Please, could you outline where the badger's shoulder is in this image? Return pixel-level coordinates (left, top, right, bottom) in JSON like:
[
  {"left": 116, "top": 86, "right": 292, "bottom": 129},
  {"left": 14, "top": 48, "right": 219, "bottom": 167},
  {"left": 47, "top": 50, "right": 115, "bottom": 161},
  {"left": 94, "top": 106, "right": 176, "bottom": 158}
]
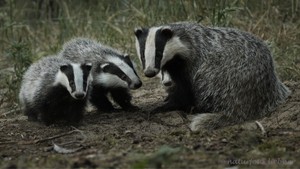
[{"left": 23, "top": 56, "right": 63, "bottom": 80}]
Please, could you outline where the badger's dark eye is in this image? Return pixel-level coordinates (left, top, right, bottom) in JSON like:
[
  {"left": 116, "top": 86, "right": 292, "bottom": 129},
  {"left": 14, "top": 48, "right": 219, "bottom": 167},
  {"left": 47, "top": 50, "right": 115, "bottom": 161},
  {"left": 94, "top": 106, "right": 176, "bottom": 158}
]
[
  {"left": 121, "top": 74, "right": 127, "bottom": 81},
  {"left": 69, "top": 81, "right": 75, "bottom": 87}
]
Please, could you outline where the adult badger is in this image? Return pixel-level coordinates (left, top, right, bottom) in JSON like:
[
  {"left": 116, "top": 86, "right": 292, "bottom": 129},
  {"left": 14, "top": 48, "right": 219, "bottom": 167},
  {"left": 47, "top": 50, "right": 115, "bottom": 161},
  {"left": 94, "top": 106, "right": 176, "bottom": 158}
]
[
  {"left": 134, "top": 22, "right": 291, "bottom": 130},
  {"left": 60, "top": 38, "right": 142, "bottom": 111},
  {"left": 19, "top": 56, "right": 92, "bottom": 125}
]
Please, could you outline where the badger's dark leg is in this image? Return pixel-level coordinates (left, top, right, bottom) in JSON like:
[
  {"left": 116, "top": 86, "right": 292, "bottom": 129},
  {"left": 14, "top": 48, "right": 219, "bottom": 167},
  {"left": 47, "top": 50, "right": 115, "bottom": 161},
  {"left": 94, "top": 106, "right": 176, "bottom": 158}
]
[
  {"left": 23, "top": 104, "right": 39, "bottom": 121},
  {"left": 153, "top": 57, "right": 194, "bottom": 113},
  {"left": 154, "top": 80, "right": 193, "bottom": 112},
  {"left": 89, "top": 85, "right": 114, "bottom": 112},
  {"left": 39, "top": 92, "right": 60, "bottom": 125},
  {"left": 110, "top": 87, "right": 138, "bottom": 111},
  {"left": 65, "top": 101, "right": 86, "bottom": 125},
  {"left": 40, "top": 106, "right": 55, "bottom": 126}
]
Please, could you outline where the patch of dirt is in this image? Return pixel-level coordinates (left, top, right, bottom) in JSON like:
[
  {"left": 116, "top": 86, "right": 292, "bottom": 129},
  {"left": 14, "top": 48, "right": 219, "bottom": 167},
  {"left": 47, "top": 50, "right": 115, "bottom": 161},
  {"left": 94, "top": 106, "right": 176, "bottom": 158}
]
[{"left": 0, "top": 77, "right": 299, "bottom": 169}]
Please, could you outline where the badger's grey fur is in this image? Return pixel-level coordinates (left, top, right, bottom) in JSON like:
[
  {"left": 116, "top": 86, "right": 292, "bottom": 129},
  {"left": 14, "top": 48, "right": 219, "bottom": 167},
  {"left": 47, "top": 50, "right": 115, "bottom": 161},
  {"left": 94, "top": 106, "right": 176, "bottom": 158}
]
[
  {"left": 19, "top": 56, "right": 92, "bottom": 125},
  {"left": 134, "top": 22, "right": 291, "bottom": 130},
  {"left": 60, "top": 38, "right": 142, "bottom": 111}
]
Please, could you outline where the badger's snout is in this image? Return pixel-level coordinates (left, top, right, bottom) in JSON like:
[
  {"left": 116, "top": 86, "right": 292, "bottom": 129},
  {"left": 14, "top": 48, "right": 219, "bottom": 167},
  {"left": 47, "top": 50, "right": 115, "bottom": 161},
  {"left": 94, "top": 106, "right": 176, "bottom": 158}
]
[
  {"left": 73, "top": 92, "right": 86, "bottom": 100},
  {"left": 144, "top": 68, "right": 159, "bottom": 78},
  {"left": 129, "top": 80, "right": 142, "bottom": 90},
  {"left": 163, "top": 80, "right": 172, "bottom": 87}
]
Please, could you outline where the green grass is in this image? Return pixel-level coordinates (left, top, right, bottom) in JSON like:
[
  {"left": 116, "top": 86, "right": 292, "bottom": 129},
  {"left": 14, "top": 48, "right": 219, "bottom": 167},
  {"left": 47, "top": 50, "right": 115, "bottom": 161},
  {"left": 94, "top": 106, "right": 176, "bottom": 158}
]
[{"left": 0, "top": 0, "right": 299, "bottom": 108}]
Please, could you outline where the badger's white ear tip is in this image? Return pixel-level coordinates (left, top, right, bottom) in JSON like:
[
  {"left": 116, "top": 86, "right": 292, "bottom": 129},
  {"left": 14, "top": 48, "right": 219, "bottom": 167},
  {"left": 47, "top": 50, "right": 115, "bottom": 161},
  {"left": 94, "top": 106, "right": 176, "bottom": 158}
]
[
  {"left": 134, "top": 27, "right": 142, "bottom": 31},
  {"left": 100, "top": 63, "right": 110, "bottom": 69},
  {"left": 124, "top": 53, "right": 129, "bottom": 58},
  {"left": 161, "top": 26, "right": 172, "bottom": 31},
  {"left": 86, "top": 63, "right": 92, "bottom": 66}
]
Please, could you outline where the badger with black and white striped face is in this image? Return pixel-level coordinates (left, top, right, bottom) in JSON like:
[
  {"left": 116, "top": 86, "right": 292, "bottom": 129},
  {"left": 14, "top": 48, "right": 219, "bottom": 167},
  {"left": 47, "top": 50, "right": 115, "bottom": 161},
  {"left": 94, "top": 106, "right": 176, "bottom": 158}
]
[
  {"left": 19, "top": 56, "right": 92, "bottom": 125},
  {"left": 89, "top": 61, "right": 140, "bottom": 111},
  {"left": 60, "top": 38, "right": 142, "bottom": 111},
  {"left": 134, "top": 22, "right": 290, "bottom": 130}
]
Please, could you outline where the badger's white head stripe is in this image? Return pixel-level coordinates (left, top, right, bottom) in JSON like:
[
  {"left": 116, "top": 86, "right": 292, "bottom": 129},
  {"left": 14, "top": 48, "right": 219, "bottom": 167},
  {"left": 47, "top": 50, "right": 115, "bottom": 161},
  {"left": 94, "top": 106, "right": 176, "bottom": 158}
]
[
  {"left": 72, "top": 63, "right": 84, "bottom": 93},
  {"left": 144, "top": 27, "right": 161, "bottom": 74}
]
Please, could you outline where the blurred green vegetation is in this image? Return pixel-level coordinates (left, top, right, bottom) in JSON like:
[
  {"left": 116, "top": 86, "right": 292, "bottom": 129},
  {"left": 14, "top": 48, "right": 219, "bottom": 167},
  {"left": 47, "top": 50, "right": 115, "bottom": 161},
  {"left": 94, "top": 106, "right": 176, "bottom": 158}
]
[{"left": 0, "top": 0, "right": 299, "bottom": 108}]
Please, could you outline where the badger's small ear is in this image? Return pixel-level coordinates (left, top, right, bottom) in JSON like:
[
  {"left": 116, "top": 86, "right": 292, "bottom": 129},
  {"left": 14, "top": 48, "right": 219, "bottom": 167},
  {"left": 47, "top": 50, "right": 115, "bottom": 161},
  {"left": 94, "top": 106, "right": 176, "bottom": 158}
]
[
  {"left": 85, "top": 63, "right": 92, "bottom": 66},
  {"left": 134, "top": 27, "right": 143, "bottom": 37},
  {"left": 161, "top": 26, "right": 173, "bottom": 39},
  {"left": 124, "top": 54, "right": 130, "bottom": 59},
  {"left": 95, "top": 62, "right": 110, "bottom": 73},
  {"left": 83, "top": 63, "right": 92, "bottom": 72},
  {"left": 60, "top": 64, "right": 69, "bottom": 72},
  {"left": 100, "top": 63, "right": 109, "bottom": 70}
]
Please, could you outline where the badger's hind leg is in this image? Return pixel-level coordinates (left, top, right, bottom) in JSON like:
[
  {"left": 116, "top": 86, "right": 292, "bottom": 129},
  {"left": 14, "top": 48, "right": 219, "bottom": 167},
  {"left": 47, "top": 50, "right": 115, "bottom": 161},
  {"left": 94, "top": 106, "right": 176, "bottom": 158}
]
[{"left": 110, "top": 88, "right": 138, "bottom": 111}]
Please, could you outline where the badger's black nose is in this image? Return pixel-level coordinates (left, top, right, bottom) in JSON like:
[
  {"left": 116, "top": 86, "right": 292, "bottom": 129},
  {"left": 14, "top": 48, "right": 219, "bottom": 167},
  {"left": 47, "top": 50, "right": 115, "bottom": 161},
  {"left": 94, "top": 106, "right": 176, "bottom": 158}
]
[
  {"left": 74, "top": 92, "right": 85, "bottom": 99},
  {"left": 129, "top": 81, "right": 143, "bottom": 90},
  {"left": 134, "top": 81, "right": 142, "bottom": 89},
  {"left": 163, "top": 81, "right": 172, "bottom": 87},
  {"left": 144, "top": 69, "right": 158, "bottom": 77}
]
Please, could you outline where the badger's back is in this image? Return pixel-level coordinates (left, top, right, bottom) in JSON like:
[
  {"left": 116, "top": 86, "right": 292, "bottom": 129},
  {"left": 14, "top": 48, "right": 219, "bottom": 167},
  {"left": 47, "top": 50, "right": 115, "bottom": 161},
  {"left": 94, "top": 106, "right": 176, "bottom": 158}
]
[
  {"left": 169, "top": 22, "right": 290, "bottom": 118},
  {"left": 60, "top": 38, "right": 124, "bottom": 63}
]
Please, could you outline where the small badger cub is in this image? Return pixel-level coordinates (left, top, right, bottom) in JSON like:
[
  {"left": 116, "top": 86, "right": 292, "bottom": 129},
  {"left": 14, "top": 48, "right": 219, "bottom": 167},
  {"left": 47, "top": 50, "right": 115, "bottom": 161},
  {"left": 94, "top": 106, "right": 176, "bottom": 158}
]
[
  {"left": 134, "top": 22, "right": 290, "bottom": 130},
  {"left": 60, "top": 38, "right": 142, "bottom": 111},
  {"left": 19, "top": 56, "right": 92, "bottom": 125}
]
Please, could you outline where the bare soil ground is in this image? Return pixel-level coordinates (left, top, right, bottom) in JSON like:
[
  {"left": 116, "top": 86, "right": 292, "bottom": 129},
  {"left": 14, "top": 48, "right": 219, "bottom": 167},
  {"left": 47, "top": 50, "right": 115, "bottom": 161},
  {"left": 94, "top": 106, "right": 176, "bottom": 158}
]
[{"left": 0, "top": 77, "right": 299, "bottom": 169}]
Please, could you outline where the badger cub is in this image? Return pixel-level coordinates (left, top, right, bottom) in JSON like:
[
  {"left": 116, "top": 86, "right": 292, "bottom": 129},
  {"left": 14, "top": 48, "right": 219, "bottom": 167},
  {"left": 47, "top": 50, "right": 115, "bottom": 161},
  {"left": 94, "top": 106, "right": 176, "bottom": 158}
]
[
  {"left": 60, "top": 38, "right": 142, "bottom": 111},
  {"left": 134, "top": 22, "right": 291, "bottom": 130},
  {"left": 19, "top": 56, "right": 92, "bottom": 125}
]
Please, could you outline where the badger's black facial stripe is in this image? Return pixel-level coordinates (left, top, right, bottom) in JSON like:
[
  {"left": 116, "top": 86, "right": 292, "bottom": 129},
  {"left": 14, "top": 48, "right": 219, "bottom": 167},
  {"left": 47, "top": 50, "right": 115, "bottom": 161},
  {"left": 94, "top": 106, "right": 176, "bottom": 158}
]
[
  {"left": 155, "top": 28, "right": 173, "bottom": 69},
  {"left": 102, "top": 63, "right": 131, "bottom": 84},
  {"left": 123, "top": 55, "right": 133, "bottom": 68},
  {"left": 81, "top": 64, "right": 92, "bottom": 90},
  {"left": 60, "top": 64, "right": 75, "bottom": 92},
  {"left": 135, "top": 28, "right": 149, "bottom": 69},
  {"left": 122, "top": 55, "right": 141, "bottom": 79}
]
